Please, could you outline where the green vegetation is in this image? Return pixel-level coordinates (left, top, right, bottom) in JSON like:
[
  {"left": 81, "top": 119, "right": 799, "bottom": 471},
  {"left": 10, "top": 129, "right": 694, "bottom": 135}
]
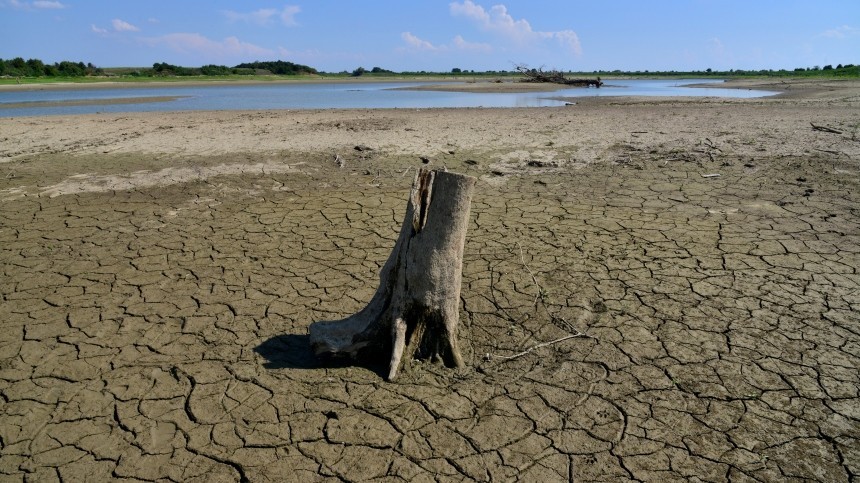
[
  {"left": 0, "top": 57, "right": 103, "bottom": 77},
  {"left": 0, "top": 58, "right": 316, "bottom": 81},
  {"left": 233, "top": 60, "right": 317, "bottom": 75},
  {"left": 326, "top": 66, "right": 503, "bottom": 78},
  {"left": 147, "top": 60, "right": 316, "bottom": 77},
  {"left": 1, "top": 56, "right": 857, "bottom": 86}
]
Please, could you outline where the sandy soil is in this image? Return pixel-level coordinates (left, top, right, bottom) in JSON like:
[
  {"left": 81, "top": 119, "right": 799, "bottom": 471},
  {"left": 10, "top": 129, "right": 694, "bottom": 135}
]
[{"left": 1, "top": 79, "right": 858, "bottom": 481}]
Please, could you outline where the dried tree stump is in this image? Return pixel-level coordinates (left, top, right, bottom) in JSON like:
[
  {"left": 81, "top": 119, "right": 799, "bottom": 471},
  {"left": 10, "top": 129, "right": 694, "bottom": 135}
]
[{"left": 308, "top": 169, "right": 476, "bottom": 380}]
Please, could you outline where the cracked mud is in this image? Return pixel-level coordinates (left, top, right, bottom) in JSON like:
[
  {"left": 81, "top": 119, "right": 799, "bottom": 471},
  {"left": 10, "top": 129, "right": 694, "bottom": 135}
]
[{"left": 1, "top": 80, "right": 859, "bottom": 481}]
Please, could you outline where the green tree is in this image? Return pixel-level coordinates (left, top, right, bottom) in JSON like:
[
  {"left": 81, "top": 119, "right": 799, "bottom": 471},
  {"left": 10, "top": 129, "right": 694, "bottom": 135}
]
[
  {"left": 57, "top": 61, "right": 84, "bottom": 76},
  {"left": 26, "top": 58, "right": 46, "bottom": 76},
  {"left": 9, "top": 57, "right": 27, "bottom": 76},
  {"left": 233, "top": 60, "right": 318, "bottom": 75},
  {"left": 200, "top": 64, "right": 232, "bottom": 75}
]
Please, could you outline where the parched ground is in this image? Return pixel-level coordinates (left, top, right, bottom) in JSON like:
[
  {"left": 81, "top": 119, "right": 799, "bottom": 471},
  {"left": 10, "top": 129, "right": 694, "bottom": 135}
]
[{"left": 1, "top": 80, "right": 859, "bottom": 481}]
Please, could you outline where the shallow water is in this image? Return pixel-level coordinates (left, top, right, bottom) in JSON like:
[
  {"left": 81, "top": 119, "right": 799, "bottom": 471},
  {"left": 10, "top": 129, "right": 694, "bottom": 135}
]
[{"left": 0, "top": 79, "right": 777, "bottom": 117}]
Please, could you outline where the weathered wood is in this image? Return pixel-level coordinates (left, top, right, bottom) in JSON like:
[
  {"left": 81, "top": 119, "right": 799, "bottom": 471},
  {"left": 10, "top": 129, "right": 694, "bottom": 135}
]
[
  {"left": 515, "top": 64, "right": 602, "bottom": 87},
  {"left": 308, "top": 169, "right": 476, "bottom": 380}
]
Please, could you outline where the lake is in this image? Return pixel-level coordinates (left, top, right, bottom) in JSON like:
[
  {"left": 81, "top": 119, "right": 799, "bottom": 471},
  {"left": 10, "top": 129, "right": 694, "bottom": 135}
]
[{"left": 0, "top": 79, "right": 778, "bottom": 117}]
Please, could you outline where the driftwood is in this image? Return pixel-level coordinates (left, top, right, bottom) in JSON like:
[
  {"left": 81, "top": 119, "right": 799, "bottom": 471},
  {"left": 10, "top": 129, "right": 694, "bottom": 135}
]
[
  {"left": 515, "top": 64, "right": 602, "bottom": 88},
  {"left": 308, "top": 169, "right": 476, "bottom": 380}
]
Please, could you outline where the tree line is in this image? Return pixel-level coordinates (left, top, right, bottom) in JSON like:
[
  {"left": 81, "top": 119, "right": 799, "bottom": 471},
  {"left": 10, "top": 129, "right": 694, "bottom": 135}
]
[
  {"left": 0, "top": 57, "right": 103, "bottom": 77},
  {"left": 139, "top": 60, "right": 318, "bottom": 77},
  {"left": 0, "top": 58, "right": 318, "bottom": 78}
]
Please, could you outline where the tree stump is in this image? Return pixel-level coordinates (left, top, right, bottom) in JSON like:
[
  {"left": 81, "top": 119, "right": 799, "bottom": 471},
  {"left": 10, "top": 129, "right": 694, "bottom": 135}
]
[{"left": 308, "top": 169, "right": 476, "bottom": 380}]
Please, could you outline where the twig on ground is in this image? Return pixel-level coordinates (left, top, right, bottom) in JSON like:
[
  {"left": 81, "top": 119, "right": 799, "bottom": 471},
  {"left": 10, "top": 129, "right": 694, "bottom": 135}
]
[
  {"left": 704, "top": 138, "right": 723, "bottom": 152},
  {"left": 484, "top": 246, "right": 597, "bottom": 365},
  {"left": 488, "top": 264, "right": 531, "bottom": 326},
  {"left": 810, "top": 123, "right": 843, "bottom": 134},
  {"left": 552, "top": 315, "right": 578, "bottom": 333},
  {"left": 487, "top": 332, "right": 593, "bottom": 361},
  {"left": 814, "top": 148, "right": 842, "bottom": 156},
  {"left": 517, "top": 242, "right": 541, "bottom": 307}
]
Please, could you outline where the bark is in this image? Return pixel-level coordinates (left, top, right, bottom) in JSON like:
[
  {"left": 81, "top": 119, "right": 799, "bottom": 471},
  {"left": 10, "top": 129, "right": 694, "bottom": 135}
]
[
  {"left": 515, "top": 63, "right": 602, "bottom": 87},
  {"left": 308, "top": 169, "right": 476, "bottom": 380}
]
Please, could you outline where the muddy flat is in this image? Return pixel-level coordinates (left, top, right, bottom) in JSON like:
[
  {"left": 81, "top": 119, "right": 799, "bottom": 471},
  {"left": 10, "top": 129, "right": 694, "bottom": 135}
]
[
  {"left": 0, "top": 96, "right": 190, "bottom": 110},
  {"left": 1, "top": 79, "right": 858, "bottom": 481}
]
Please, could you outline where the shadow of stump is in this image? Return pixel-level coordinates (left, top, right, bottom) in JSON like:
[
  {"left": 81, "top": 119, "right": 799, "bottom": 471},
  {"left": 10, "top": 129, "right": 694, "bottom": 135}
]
[{"left": 254, "top": 334, "right": 388, "bottom": 378}]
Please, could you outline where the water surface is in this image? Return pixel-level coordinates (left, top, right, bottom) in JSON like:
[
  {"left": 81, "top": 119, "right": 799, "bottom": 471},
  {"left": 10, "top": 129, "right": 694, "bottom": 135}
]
[{"left": 0, "top": 79, "right": 777, "bottom": 117}]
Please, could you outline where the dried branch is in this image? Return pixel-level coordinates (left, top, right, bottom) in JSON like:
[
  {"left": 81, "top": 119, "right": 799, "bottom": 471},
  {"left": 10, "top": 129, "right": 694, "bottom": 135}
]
[
  {"left": 517, "top": 242, "right": 541, "bottom": 307},
  {"left": 487, "top": 332, "right": 593, "bottom": 361},
  {"left": 814, "top": 148, "right": 842, "bottom": 155},
  {"left": 514, "top": 63, "right": 602, "bottom": 87},
  {"left": 810, "top": 122, "right": 843, "bottom": 134}
]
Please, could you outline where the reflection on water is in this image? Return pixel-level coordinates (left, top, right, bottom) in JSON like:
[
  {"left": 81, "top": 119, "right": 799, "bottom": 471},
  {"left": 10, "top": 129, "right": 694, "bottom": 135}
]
[{"left": 0, "top": 79, "right": 777, "bottom": 117}]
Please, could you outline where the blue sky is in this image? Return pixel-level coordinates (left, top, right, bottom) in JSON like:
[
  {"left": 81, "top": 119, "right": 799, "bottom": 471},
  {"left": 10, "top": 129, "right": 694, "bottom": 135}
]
[{"left": 1, "top": 0, "right": 858, "bottom": 72}]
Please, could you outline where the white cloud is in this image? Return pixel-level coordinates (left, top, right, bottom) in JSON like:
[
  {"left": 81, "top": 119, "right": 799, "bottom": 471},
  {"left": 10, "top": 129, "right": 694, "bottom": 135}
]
[
  {"left": 223, "top": 5, "right": 300, "bottom": 26},
  {"left": 401, "top": 32, "right": 440, "bottom": 51},
  {"left": 452, "top": 35, "right": 492, "bottom": 52},
  {"left": 32, "top": 0, "right": 64, "bottom": 8},
  {"left": 820, "top": 25, "right": 860, "bottom": 39},
  {"left": 143, "top": 33, "right": 274, "bottom": 59},
  {"left": 4, "top": 0, "right": 65, "bottom": 9},
  {"left": 280, "top": 5, "right": 300, "bottom": 26},
  {"left": 112, "top": 18, "right": 139, "bottom": 32},
  {"left": 224, "top": 7, "right": 277, "bottom": 25},
  {"left": 449, "top": 0, "right": 581, "bottom": 55},
  {"left": 91, "top": 24, "right": 108, "bottom": 34},
  {"left": 401, "top": 32, "right": 491, "bottom": 53}
]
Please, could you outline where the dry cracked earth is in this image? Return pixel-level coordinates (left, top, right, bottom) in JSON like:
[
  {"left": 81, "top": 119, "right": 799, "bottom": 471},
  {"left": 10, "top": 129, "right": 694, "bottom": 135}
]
[{"left": 1, "top": 93, "right": 859, "bottom": 482}]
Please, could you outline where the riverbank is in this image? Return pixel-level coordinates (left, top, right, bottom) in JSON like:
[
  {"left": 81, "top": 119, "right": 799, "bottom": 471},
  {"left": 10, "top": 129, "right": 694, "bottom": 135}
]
[{"left": 1, "top": 81, "right": 858, "bottom": 481}]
